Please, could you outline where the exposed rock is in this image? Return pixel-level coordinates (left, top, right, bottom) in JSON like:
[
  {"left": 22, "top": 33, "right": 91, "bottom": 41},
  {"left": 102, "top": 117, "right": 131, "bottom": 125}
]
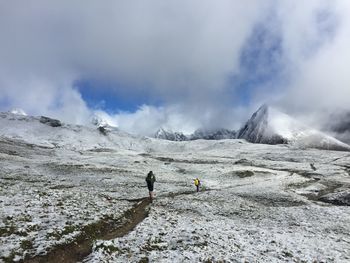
[
  {"left": 98, "top": 126, "right": 110, "bottom": 136},
  {"left": 319, "top": 190, "right": 350, "bottom": 206},
  {"left": 237, "top": 104, "right": 287, "bottom": 144},
  {"left": 40, "top": 116, "right": 62, "bottom": 127}
]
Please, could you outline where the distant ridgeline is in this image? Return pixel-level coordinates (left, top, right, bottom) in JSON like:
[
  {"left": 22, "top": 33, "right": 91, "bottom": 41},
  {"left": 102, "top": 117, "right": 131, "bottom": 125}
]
[
  {"left": 154, "top": 127, "right": 237, "bottom": 141},
  {"left": 153, "top": 104, "right": 350, "bottom": 152},
  {"left": 2, "top": 104, "right": 350, "bottom": 151}
]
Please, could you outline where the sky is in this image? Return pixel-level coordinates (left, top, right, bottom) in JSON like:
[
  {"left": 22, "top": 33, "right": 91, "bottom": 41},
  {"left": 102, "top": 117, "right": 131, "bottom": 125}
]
[{"left": 0, "top": 0, "right": 350, "bottom": 135}]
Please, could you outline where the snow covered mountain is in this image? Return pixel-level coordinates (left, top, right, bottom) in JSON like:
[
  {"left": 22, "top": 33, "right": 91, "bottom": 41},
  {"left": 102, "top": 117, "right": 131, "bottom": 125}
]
[
  {"left": 190, "top": 129, "right": 236, "bottom": 140},
  {"left": 237, "top": 104, "right": 350, "bottom": 151},
  {"left": 237, "top": 105, "right": 286, "bottom": 144},
  {"left": 2, "top": 108, "right": 349, "bottom": 152},
  {"left": 153, "top": 105, "right": 350, "bottom": 151},
  {"left": 154, "top": 128, "right": 236, "bottom": 141},
  {"left": 154, "top": 128, "right": 188, "bottom": 141},
  {"left": 90, "top": 114, "right": 118, "bottom": 128},
  {"left": 90, "top": 113, "right": 120, "bottom": 136},
  {"left": 0, "top": 111, "right": 141, "bottom": 151}
]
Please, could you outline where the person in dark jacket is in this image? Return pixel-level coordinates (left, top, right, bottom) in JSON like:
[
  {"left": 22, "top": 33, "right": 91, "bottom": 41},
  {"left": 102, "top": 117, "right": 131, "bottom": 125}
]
[{"left": 146, "top": 171, "right": 156, "bottom": 202}]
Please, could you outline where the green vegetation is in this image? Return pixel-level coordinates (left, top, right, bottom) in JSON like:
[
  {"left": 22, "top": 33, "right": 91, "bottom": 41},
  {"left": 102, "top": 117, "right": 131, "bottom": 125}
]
[{"left": 236, "top": 170, "right": 254, "bottom": 178}]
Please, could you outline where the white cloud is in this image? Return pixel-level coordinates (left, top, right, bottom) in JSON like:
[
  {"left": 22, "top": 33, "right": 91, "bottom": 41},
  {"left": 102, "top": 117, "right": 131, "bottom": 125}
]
[
  {"left": 273, "top": 1, "right": 350, "bottom": 113},
  {"left": 0, "top": 0, "right": 270, "bottom": 133},
  {"left": 96, "top": 105, "right": 200, "bottom": 136},
  {"left": 0, "top": 1, "right": 350, "bottom": 135}
]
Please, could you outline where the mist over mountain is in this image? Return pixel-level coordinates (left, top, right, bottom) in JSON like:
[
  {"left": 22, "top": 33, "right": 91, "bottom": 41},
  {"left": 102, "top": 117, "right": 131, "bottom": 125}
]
[
  {"left": 237, "top": 105, "right": 287, "bottom": 145},
  {"left": 10, "top": 108, "right": 27, "bottom": 116},
  {"left": 152, "top": 104, "right": 350, "bottom": 152},
  {"left": 237, "top": 105, "right": 350, "bottom": 151},
  {"left": 323, "top": 111, "right": 350, "bottom": 144},
  {"left": 1, "top": 1, "right": 350, "bottom": 134},
  {"left": 154, "top": 128, "right": 188, "bottom": 141}
]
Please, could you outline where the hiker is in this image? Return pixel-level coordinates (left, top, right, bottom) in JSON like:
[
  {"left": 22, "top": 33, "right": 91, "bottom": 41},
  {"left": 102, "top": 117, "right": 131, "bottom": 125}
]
[
  {"left": 194, "top": 178, "right": 201, "bottom": 192},
  {"left": 146, "top": 171, "right": 156, "bottom": 202}
]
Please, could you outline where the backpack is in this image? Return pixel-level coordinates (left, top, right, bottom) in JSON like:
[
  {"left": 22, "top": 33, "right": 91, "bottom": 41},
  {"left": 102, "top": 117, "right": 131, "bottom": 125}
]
[
  {"left": 194, "top": 179, "right": 200, "bottom": 186},
  {"left": 146, "top": 173, "right": 155, "bottom": 183}
]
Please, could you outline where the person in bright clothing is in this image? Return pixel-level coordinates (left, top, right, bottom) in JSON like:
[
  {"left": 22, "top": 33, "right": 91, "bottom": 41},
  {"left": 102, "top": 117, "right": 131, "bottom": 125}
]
[{"left": 194, "top": 178, "right": 201, "bottom": 192}]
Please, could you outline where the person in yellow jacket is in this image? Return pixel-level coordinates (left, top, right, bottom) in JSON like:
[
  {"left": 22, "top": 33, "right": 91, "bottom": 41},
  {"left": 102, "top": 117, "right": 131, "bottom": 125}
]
[{"left": 194, "top": 178, "right": 201, "bottom": 192}]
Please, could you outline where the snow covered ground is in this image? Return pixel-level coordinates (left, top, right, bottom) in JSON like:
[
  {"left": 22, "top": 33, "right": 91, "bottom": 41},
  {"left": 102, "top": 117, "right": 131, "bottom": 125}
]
[{"left": 1, "top": 112, "right": 350, "bottom": 262}]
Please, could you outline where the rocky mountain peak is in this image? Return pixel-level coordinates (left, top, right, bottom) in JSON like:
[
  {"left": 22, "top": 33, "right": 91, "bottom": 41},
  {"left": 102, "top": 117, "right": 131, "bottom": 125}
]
[{"left": 237, "top": 104, "right": 350, "bottom": 151}]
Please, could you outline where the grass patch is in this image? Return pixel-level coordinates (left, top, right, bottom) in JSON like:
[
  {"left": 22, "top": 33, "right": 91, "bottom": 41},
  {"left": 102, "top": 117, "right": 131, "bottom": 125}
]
[
  {"left": 21, "top": 239, "right": 34, "bottom": 250},
  {"left": 0, "top": 225, "right": 17, "bottom": 237},
  {"left": 139, "top": 257, "right": 149, "bottom": 263},
  {"left": 236, "top": 170, "right": 254, "bottom": 178},
  {"left": 1, "top": 250, "right": 17, "bottom": 263},
  {"left": 94, "top": 243, "right": 121, "bottom": 254},
  {"left": 47, "top": 224, "right": 78, "bottom": 240}
]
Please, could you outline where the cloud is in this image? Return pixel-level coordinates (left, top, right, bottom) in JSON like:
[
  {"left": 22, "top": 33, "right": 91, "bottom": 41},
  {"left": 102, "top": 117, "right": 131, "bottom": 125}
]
[
  {"left": 0, "top": 0, "right": 270, "bottom": 132},
  {"left": 109, "top": 105, "right": 198, "bottom": 136},
  {"left": 272, "top": 1, "right": 350, "bottom": 114},
  {"left": 0, "top": 1, "right": 350, "bottom": 135}
]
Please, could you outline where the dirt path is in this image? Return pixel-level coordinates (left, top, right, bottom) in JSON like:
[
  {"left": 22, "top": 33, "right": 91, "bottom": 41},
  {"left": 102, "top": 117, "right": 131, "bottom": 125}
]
[
  {"left": 21, "top": 188, "right": 206, "bottom": 263},
  {"left": 22, "top": 198, "right": 150, "bottom": 263}
]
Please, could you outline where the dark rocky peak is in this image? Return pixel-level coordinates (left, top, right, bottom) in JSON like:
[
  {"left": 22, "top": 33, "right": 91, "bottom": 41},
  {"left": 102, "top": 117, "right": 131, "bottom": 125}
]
[
  {"left": 236, "top": 104, "right": 285, "bottom": 144},
  {"left": 40, "top": 116, "right": 62, "bottom": 127}
]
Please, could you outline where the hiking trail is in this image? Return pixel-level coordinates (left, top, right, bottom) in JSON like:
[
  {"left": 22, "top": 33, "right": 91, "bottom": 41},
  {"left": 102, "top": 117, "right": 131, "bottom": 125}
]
[
  {"left": 22, "top": 198, "right": 150, "bottom": 263},
  {"left": 21, "top": 189, "right": 206, "bottom": 263}
]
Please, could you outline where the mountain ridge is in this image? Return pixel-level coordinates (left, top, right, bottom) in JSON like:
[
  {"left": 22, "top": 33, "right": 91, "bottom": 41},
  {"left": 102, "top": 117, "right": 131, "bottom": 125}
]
[
  {"left": 1, "top": 105, "right": 350, "bottom": 152},
  {"left": 237, "top": 105, "right": 350, "bottom": 151},
  {"left": 154, "top": 127, "right": 236, "bottom": 141}
]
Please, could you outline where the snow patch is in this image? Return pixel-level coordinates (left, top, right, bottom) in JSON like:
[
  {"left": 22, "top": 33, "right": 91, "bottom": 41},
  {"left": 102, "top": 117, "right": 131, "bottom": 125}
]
[{"left": 9, "top": 108, "right": 27, "bottom": 116}]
